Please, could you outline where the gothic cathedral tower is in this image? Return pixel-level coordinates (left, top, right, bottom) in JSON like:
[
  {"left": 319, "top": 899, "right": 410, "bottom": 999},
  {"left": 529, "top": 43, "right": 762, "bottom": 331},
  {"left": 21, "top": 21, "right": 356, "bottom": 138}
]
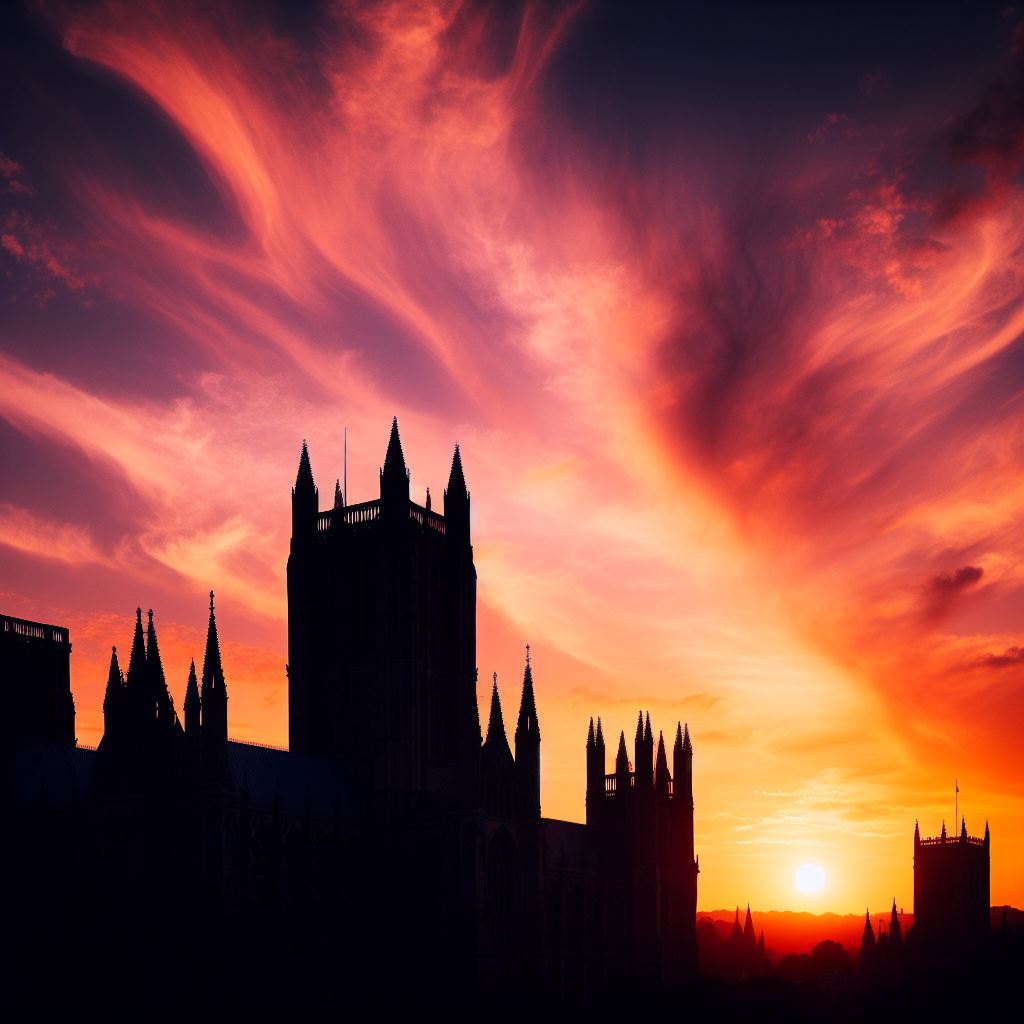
[{"left": 287, "top": 420, "right": 479, "bottom": 816}]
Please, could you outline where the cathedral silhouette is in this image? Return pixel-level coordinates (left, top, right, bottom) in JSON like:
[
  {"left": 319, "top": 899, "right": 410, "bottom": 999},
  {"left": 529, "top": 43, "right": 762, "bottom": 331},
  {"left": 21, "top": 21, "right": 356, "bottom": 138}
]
[{"left": 9, "top": 419, "right": 699, "bottom": 1008}]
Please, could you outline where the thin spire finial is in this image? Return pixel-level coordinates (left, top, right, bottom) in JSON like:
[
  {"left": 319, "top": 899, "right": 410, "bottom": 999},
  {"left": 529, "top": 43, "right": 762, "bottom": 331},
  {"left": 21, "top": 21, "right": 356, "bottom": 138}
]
[
  {"left": 526, "top": 643, "right": 531, "bottom": 666},
  {"left": 210, "top": 590, "right": 215, "bottom": 613}
]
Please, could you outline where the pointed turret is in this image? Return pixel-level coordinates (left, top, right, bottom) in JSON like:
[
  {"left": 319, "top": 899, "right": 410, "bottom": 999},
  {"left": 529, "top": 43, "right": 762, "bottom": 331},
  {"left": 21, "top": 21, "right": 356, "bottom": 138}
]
[
  {"left": 102, "top": 646, "right": 124, "bottom": 737},
  {"left": 890, "top": 899, "right": 902, "bottom": 945},
  {"left": 334, "top": 478, "right": 344, "bottom": 508},
  {"left": 201, "top": 591, "right": 228, "bottom": 750},
  {"left": 146, "top": 609, "right": 177, "bottom": 728},
  {"left": 615, "top": 729, "right": 630, "bottom": 793},
  {"left": 444, "top": 442, "right": 470, "bottom": 543},
  {"left": 862, "top": 910, "right": 875, "bottom": 950},
  {"left": 292, "top": 440, "right": 318, "bottom": 538},
  {"left": 683, "top": 722, "right": 692, "bottom": 754},
  {"left": 633, "top": 710, "right": 647, "bottom": 787},
  {"left": 730, "top": 907, "right": 743, "bottom": 942},
  {"left": 985, "top": 820, "right": 990, "bottom": 846},
  {"left": 125, "top": 606, "right": 147, "bottom": 698},
  {"left": 514, "top": 645, "right": 541, "bottom": 820},
  {"left": 635, "top": 711, "right": 653, "bottom": 788},
  {"left": 914, "top": 819, "right": 920, "bottom": 846},
  {"left": 586, "top": 715, "right": 602, "bottom": 820},
  {"left": 481, "top": 672, "right": 514, "bottom": 816},
  {"left": 484, "top": 673, "right": 510, "bottom": 755},
  {"left": 655, "top": 730, "right": 669, "bottom": 795},
  {"left": 961, "top": 816, "right": 968, "bottom": 841},
  {"left": 744, "top": 904, "right": 756, "bottom": 946},
  {"left": 941, "top": 819, "right": 947, "bottom": 841},
  {"left": 184, "top": 658, "right": 200, "bottom": 744},
  {"left": 380, "top": 417, "right": 410, "bottom": 512}
]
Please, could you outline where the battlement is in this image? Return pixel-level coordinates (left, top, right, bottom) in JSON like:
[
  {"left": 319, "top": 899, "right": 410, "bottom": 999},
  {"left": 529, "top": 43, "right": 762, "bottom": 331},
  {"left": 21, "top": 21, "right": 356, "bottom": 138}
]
[
  {"left": 2, "top": 614, "right": 70, "bottom": 646},
  {"left": 918, "top": 834, "right": 986, "bottom": 848},
  {"left": 315, "top": 498, "right": 446, "bottom": 535},
  {"left": 604, "top": 771, "right": 674, "bottom": 796}
]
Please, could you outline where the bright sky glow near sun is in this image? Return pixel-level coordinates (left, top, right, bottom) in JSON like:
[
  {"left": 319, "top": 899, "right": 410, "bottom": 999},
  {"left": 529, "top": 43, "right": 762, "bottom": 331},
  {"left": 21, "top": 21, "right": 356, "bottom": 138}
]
[
  {"left": 1, "top": 0, "right": 1024, "bottom": 915},
  {"left": 795, "top": 864, "right": 827, "bottom": 895}
]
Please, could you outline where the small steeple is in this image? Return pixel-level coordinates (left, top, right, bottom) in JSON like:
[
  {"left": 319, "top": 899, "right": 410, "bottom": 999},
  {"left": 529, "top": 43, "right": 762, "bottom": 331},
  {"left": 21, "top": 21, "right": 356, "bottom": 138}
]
[
  {"left": 444, "top": 442, "right": 470, "bottom": 541},
  {"left": 201, "top": 590, "right": 228, "bottom": 748},
  {"left": 103, "top": 645, "right": 123, "bottom": 714},
  {"left": 655, "top": 730, "right": 669, "bottom": 793},
  {"left": 425, "top": 487, "right": 431, "bottom": 512},
  {"left": 941, "top": 819, "right": 947, "bottom": 840},
  {"left": 295, "top": 439, "right": 315, "bottom": 492},
  {"left": 485, "top": 673, "right": 508, "bottom": 749},
  {"left": 334, "top": 479, "right": 344, "bottom": 508},
  {"left": 446, "top": 442, "right": 468, "bottom": 499},
  {"left": 514, "top": 646, "right": 541, "bottom": 820},
  {"left": 683, "top": 722, "right": 692, "bottom": 754},
  {"left": 985, "top": 820, "right": 990, "bottom": 844},
  {"left": 587, "top": 717, "right": 595, "bottom": 749},
  {"left": 730, "top": 907, "right": 743, "bottom": 941},
  {"left": 914, "top": 819, "right": 920, "bottom": 843},
  {"left": 635, "top": 710, "right": 644, "bottom": 746},
  {"left": 615, "top": 730, "right": 629, "bottom": 776},
  {"left": 515, "top": 644, "right": 539, "bottom": 741},
  {"left": 146, "top": 609, "right": 175, "bottom": 724},
  {"left": 184, "top": 658, "right": 200, "bottom": 741},
  {"left": 292, "top": 440, "right": 318, "bottom": 536},
  {"left": 103, "top": 645, "right": 124, "bottom": 736},
  {"left": 643, "top": 711, "right": 652, "bottom": 746},
  {"left": 126, "top": 607, "right": 147, "bottom": 694},
  {"left": 744, "top": 903, "right": 756, "bottom": 944},
  {"left": 862, "top": 909, "right": 875, "bottom": 948},
  {"left": 382, "top": 417, "right": 407, "bottom": 480},
  {"left": 596, "top": 716, "right": 604, "bottom": 749},
  {"left": 202, "top": 591, "right": 225, "bottom": 694},
  {"left": 674, "top": 721, "right": 684, "bottom": 754},
  {"left": 380, "top": 417, "right": 410, "bottom": 509}
]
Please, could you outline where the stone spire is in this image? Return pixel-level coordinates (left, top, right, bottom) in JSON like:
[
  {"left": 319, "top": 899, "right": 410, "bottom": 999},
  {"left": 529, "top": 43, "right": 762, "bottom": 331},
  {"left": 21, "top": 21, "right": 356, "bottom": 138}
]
[{"left": 184, "top": 658, "right": 200, "bottom": 743}]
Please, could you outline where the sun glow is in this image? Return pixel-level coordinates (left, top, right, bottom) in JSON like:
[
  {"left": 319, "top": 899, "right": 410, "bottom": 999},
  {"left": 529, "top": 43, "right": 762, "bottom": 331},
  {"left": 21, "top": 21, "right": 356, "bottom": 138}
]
[{"left": 795, "top": 863, "right": 826, "bottom": 894}]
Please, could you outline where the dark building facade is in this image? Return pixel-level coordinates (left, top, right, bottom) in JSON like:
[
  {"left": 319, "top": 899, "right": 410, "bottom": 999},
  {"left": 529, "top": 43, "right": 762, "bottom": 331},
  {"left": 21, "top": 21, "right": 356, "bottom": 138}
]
[
  {"left": 9, "top": 419, "right": 700, "bottom": 1008},
  {"left": 2, "top": 612, "right": 74, "bottom": 745},
  {"left": 914, "top": 818, "right": 991, "bottom": 953}
]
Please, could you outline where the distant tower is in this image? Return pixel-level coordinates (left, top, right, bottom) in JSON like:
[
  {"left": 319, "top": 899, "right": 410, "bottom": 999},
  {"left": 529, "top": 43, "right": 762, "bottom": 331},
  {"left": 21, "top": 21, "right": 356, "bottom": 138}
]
[
  {"left": 914, "top": 814, "right": 991, "bottom": 952},
  {"left": 514, "top": 645, "right": 541, "bottom": 820}
]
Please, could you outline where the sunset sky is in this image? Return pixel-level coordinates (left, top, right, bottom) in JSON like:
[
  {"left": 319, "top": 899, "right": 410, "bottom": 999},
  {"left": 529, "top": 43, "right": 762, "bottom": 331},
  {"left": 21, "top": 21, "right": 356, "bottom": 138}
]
[{"left": 2, "top": 0, "right": 1023, "bottom": 915}]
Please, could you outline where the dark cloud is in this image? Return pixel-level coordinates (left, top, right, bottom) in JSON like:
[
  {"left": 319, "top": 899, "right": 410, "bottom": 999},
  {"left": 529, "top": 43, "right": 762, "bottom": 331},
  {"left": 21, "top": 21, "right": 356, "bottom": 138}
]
[
  {"left": 930, "top": 564, "right": 985, "bottom": 593},
  {"left": 924, "top": 565, "right": 985, "bottom": 622},
  {"left": 974, "top": 645, "right": 1024, "bottom": 668}
]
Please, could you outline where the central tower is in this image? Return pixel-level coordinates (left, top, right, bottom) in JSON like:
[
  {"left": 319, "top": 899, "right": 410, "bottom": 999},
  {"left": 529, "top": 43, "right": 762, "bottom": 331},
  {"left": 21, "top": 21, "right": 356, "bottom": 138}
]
[{"left": 287, "top": 419, "right": 479, "bottom": 815}]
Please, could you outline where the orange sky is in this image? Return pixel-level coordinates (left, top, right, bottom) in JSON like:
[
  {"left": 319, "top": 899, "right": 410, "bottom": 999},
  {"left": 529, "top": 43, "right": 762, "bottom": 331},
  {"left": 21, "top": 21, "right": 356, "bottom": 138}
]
[{"left": 1, "top": 0, "right": 1023, "bottom": 913}]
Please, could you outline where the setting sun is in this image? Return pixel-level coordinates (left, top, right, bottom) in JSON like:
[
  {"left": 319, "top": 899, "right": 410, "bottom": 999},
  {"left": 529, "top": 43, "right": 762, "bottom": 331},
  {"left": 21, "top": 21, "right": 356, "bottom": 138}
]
[{"left": 795, "top": 864, "right": 827, "bottom": 894}]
